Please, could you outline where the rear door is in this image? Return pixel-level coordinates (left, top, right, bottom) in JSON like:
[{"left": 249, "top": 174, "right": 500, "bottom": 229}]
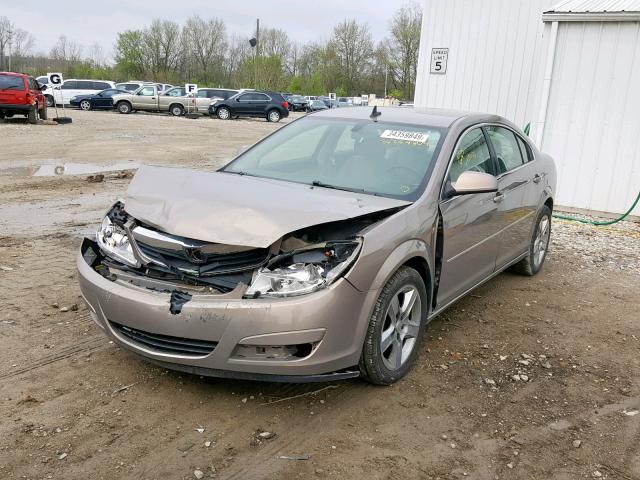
[
  {"left": 437, "top": 127, "right": 502, "bottom": 306},
  {"left": 484, "top": 125, "right": 538, "bottom": 269},
  {"left": 249, "top": 92, "right": 271, "bottom": 114}
]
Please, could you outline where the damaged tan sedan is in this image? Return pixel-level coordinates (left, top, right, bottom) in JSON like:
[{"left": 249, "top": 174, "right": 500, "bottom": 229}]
[{"left": 78, "top": 107, "right": 556, "bottom": 384}]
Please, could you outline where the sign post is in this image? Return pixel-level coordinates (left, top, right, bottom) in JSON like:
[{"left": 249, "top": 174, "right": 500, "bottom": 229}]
[
  {"left": 47, "top": 72, "right": 72, "bottom": 124},
  {"left": 184, "top": 84, "right": 199, "bottom": 119}
]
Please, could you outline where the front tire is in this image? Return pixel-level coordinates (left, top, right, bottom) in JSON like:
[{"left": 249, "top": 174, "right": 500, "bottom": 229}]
[
  {"left": 267, "top": 109, "right": 281, "bottom": 122},
  {"left": 116, "top": 101, "right": 132, "bottom": 114},
  {"left": 45, "top": 95, "right": 54, "bottom": 108},
  {"left": 359, "top": 266, "right": 427, "bottom": 385},
  {"left": 510, "top": 205, "right": 552, "bottom": 276},
  {"left": 217, "top": 106, "right": 231, "bottom": 120},
  {"left": 80, "top": 99, "right": 92, "bottom": 111}
]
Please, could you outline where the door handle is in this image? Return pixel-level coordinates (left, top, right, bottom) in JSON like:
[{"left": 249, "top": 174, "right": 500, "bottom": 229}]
[
  {"left": 493, "top": 192, "right": 505, "bottom": 203},
  {"left": 533, "top": 174, "right": 542, "bottom": 184}
]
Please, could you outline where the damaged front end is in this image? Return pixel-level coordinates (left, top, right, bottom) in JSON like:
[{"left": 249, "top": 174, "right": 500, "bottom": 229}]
[{"left": 83, "top": 202, "right": 402, "bottom": 309}]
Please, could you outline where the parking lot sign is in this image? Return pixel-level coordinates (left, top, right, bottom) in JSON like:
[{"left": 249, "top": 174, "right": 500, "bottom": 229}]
[
  {"left": 185, "top": 83, "right": 197, "bottom": 94},
  {"left": 47, "top": 72, "right": 64, "bottom": 86}
]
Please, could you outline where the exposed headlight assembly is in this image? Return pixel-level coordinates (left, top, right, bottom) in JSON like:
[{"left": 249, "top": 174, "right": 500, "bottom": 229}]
[
  {"left": 95, "top": 203, "right": 139, "bottom": 267},
  {"left": 245, "top": 239, "right": 362, "bottom": 298}
]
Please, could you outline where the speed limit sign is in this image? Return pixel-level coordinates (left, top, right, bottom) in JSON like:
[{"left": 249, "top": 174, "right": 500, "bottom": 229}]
[{"left": 430, "top": 49, "right": 448, "bottom": 74}]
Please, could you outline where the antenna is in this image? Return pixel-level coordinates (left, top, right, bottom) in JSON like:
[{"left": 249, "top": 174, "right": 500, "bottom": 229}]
[{"left": 370, "top": 105, "right": 381, "bottom": 122}]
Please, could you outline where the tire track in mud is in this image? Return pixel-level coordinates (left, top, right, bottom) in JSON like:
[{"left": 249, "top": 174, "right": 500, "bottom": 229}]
[{"left": 0, "top": 334, "right": 107, "bottom": 380}]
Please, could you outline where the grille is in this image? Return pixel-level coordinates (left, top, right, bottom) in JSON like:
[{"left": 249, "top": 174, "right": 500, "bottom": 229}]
[
  {"left": 136, "top": 241, "right": 269, "bottom": 277},
  {"left": 111, "top": 321, "right": 217, "bottom": 356}
]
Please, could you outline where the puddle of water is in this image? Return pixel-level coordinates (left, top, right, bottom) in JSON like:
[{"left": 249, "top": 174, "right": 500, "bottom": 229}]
[{"left": 33, "top": 161, "right": 139, "bottom": 177}]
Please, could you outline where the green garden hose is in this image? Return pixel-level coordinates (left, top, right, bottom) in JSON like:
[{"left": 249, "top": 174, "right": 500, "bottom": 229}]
[{"left": 552, "top": 190, "right": 640, "bottom": 226}]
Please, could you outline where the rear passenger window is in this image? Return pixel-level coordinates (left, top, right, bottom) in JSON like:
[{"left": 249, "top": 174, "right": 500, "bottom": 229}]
[
  {"left": 94, "top": 82, "right": 111, "bottom": 90},
  {"left": 77, "top": 81, "right": 94, "bottom": 89},
  {"left": 485, "top": 126, "right": 524, "bottom": 173},
  {"left": 516, "top": 136, "right": 532, "bottom": 162},
  {"left": 448, "top": 128, "right": 492, "bottom": 183}
]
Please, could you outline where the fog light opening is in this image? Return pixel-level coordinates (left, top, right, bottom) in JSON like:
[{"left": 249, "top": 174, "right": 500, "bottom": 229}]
[{"left": 234, "top": 342, "right": 316, "bottom": 360}]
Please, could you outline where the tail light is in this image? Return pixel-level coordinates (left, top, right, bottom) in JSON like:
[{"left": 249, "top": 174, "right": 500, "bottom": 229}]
[{"left": 282, "top": 101, "right": 288, "bottom": 109}]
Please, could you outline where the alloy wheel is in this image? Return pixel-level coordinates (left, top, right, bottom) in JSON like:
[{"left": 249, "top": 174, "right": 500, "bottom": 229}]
[
  {"left": 80, "top": 100, "right": 91, "bottom": 111},
  {"left": 533, "top": 215, "right": 550, "bottom": 268},
  {"left": 380, "top": 286, "right": 421, "bottom": 371}
]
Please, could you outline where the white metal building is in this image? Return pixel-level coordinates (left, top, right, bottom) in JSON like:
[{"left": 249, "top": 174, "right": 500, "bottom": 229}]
[{"left": 415, "top": 0, "right": 640, "bottom": 217}]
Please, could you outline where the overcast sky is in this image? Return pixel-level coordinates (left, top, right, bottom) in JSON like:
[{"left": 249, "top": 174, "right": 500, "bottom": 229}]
[{"left": 4, "top": 0, "right": 415, "bottom": 60}]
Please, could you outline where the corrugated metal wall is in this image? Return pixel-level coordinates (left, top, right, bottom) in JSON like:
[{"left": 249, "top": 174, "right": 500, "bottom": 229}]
[
  {"left": 414, "top": 0, "right": 553, "bottom": 129},
  {"left": 541, "top": 20, "right": 640, "bottom": 215}
]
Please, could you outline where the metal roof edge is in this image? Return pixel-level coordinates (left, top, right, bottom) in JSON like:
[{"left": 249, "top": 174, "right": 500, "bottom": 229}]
[{"left": 543, "top": 11, "right": 640, "bottom": 21}]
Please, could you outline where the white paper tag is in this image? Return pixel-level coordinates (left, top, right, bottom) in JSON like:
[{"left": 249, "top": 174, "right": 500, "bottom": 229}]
[{"left": 380, "top": 130, "right": 429, "bottom": 144}]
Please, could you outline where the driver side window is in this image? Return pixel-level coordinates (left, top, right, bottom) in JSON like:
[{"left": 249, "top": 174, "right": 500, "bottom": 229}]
[{"left": 448, "top": 128, "right": 492, "bottom": 183}]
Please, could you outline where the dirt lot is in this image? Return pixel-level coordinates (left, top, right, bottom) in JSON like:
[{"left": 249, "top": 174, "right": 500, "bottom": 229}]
[{"left": 1, "top": 110, "right": 639, "bottom": 480}]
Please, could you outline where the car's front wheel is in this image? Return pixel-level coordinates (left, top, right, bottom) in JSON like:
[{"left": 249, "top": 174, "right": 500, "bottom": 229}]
[
  {"left": 511, "top": 205, "right": 552, "bottom": 276},
  {"left": 267, "top": 109, "right": 281, "bottom": 122},
  {"left": 360, "top": 266, "right": 427, "bottom": 385},
  {"left": 80, "top": 99, "right": 92, "bottom": 111},
  {"left": 116, "top": 101, "right": 132, "bottom": 114},
  {"left": 217, "top": 106, "right": 231, "bottom": 120}
]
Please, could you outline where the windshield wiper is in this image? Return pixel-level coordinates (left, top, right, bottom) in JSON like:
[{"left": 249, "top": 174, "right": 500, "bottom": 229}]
[{"left": 310, "top": 180, "right": 375, "bottom": 195}]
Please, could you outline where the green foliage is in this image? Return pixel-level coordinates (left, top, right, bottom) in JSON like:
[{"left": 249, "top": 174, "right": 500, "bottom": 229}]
[
  {"left": 239, "top": 55, "right": 286, "bottom": 91},
  {"left": 388, "top": 88, "right": 403, "bottom": 99},
  {"left": 114, "top": 30, "right": 146, "bottom": 79},
  {"left": 334, "top": 85, "right": 347, "bottom": 97},
  {"left": 288, "top": 76, "right": 303, "bottom": 94}
]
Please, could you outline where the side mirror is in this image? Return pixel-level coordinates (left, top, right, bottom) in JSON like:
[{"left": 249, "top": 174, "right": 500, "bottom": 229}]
[{"left": 445, "top": 171, "right": 498, "bottom": 198}]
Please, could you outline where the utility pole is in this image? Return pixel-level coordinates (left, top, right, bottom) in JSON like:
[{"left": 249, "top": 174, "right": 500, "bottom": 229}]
[
  {"left": 255, "top": 18, "right": 259, "bottom": 89},
  {"left": 7, "top": 28, "right": 13, "bottom": 71},
  {"left": 384, "top": 65, "right": 389, "bottom": 98}
]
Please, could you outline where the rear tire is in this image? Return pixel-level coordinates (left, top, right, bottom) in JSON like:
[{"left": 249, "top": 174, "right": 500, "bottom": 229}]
[
  {"left": 45, "top": 95, "right": 54, "bottom": 108},
  {"left": 80, "top": 99, "right": 92, "bottom": 111},
  {"left": 169, "top": 104, "right": 184, "bottom": 116},
  {"left": 267, "top": 109, "right": 281, "bottom": 123},
  {"left": 40, "top": 106, "right": 48, "bottom": 120},
  {"left": 217, "top": 106, "right": 231, "bottom": 120},
  {"left": 116, "top": 101, "right": 132, "bottom": 114},
  {"left": 359, "top": 266, "right": 428, "bottom": 385},
  {"left": 510, "top": 205, "right": 552, "bottom": 276},
  {"left": 28, "top": 106, "right": 38, "bottom": 124}
]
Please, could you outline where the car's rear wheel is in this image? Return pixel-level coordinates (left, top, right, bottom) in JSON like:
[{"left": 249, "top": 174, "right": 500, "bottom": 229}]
[
  {"left": 39, "top": 105, "right": 48, "bottom": 120},
  {"left": 267, "top": 109, "right": 281, "bottom": 123},
  {"left": 510, "top": 205, "right": 552, "bottom": 276},
  {"left": 170, "top": 104, "right": 184, "bottom": 116},
  {"left": 80, "top": 99, "right": 92, "bottom": 111},
  {"left": 45, "top": 95, "right": 54, "bottom": 108},
  {"left": 217, "top": 106, "right": 231, "bottom": 120},
  {"left": 359, "top": 266, "right": 427, "bottom": 385},
  {"left": 116, "top": 101, "right": 132, "bottom": 114},
  {"left": 28, "top": 105, "right": 39, "bottom": 124}
]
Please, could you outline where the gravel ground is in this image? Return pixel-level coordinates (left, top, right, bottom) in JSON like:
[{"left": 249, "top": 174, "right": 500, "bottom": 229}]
[{"left": 1, "top": 110, "right": 639, "bottom": 480}]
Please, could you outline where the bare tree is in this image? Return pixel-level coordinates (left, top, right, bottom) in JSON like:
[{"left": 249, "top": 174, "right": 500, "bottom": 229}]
[
  {"left": 143, "top": 19, "right": 181, "bottom": 80},
  {"left": 385, "top": 2, "right": 422, "bottom": 99},
  {"left": 329, "top": 19, "right": 373, "bottom": 94},
  {"left": 182, "top": 15, "right": 227, "bottom": 83},
  {"left": 50, "top": 35, "right": 83, "bottom": 63},
  {"left": 87, "top": 42, "right": 106, "bottom": 68}
]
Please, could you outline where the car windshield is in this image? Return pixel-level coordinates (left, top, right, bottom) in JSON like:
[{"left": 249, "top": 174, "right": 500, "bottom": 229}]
[
  {"left": 0, "top": 75, "right": 25, "bottom": 90},
  {"left": 223, "top": 116, "right": 446, "bottom": 200}
]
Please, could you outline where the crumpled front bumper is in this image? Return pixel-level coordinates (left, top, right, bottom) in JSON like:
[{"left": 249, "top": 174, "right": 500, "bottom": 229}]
[{"left": 77, "top": 245, "right": 375, "bottom": 381}]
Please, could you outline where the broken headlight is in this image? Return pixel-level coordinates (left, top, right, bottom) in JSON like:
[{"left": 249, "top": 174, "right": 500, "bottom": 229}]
[
  {"left": 96, "top": 214, "right": 139, "bottom": 267},
  {"left": 245, "top": 239, "right": 362, "bottom": 298}
]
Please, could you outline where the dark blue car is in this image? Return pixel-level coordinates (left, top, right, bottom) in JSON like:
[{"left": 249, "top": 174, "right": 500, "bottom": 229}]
[{"left": 70, "top": 89, "right": 128, "bottom": 111}]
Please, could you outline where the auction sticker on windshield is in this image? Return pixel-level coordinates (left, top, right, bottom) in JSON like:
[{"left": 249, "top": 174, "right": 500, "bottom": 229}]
[{"left": 380, "top": 130, "right": 429, "bottom": 144}]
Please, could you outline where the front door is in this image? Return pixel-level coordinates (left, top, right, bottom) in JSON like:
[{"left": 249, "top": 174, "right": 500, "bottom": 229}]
[
  {"left": 132, "top": 86, "right": 157, "bottom": 109},
  {"left": 437, "top": 127, "right": 502, "bottom": 306}
]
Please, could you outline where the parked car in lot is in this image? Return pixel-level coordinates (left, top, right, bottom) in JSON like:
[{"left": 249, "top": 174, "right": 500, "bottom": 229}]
[
  {"left": 45, "top": 79, "right": 116, "bottom": 107},
  {"left": 0, "top": 72, "right": 47, "bottom": 123},
  {"left": 209, "top": 90, "right": 289, "bottom": 122},
  {"left": 70, "top": 88, "right": 129, "bottom": 111},
  {"left": 115, "top": 81, "right": 147, "bottom": 92},
  {"left": 308, "top": 99, "right": 328, "bottom": 111},
  {"left": 193, "top": 88, "right": 239, "bottom": 113},
  {"left": 318, "top": 96, "right": 336, "bottom": 108},
  {"left": 78, "top": 107, "right": 556, "bottom": 384},
  {"left": 112, "top": 85, "right": 195, "bottom": 116},
  {"left": 337, "top": 97, "right": 353, "bottom": 107},
  {"left": 287, "top": 95, "right": 309, "bottom": 112}
]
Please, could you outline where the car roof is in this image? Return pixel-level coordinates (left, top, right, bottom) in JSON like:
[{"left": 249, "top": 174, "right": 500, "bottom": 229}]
[
  {"left": 311, "top": 106, "right": 500, "bottom": 128},
  {"left": 0, "top": 71, "right": 27, "bottom": 76}
]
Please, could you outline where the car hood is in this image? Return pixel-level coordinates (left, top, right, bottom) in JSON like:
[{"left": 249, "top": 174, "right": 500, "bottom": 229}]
[{"left": 124, "top": 165, "right": 410, "bottom": 248}]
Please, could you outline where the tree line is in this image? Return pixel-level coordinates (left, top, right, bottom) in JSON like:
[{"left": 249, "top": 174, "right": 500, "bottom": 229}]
[{"left": 0, "top": 3, "right": 422, "bottom": 99}]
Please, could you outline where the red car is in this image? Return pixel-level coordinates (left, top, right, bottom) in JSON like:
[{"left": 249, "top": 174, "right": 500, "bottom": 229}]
[{"left": 0, "top": 72, "right": 48, "bottom": 124}]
